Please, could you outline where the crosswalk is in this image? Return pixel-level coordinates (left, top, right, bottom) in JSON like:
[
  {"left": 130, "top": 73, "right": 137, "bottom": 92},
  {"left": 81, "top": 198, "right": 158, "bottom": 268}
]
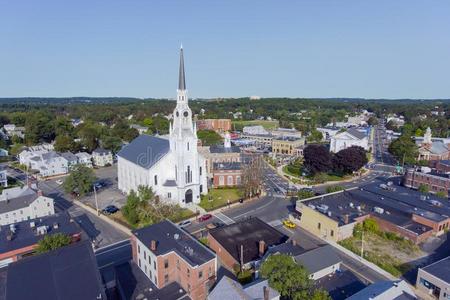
[{"left": 214, "top": 212, "right": 235, "bottom": 225}]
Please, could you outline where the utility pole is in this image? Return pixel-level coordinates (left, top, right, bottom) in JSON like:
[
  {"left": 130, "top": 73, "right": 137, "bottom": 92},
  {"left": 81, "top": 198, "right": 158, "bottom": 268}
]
[
  {"left": 361, "top": 229, "right": 364, "bottom": 258},
  {"left": 94, "top": 184, "right": 99, "bottom": 216}
]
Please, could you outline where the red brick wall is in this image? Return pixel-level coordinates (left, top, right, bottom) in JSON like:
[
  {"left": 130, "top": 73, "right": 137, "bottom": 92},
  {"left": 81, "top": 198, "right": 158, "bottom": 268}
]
[
  {"left": 207, "top": 234, "right": 238, "bottom": 271},
  {"left": 156, "top": 252, "right": 216, "bottom": 300},
  {"left": 412, "top": 214, "right": 450, "bottom": 235},
  {"left": 404, "top": 171, "right": 450, "bottom": 196},
  {"left": 212, "top": 170, "right": 241, "bottom": 187},
  {"left": 369, "top": 215, "right": 432, "bottom": 244}
]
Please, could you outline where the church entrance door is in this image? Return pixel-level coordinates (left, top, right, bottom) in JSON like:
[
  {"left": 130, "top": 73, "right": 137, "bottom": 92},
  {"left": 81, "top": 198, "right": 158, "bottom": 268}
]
[{"left": 185, "top": 189, "right": 193, "bottom": 204}]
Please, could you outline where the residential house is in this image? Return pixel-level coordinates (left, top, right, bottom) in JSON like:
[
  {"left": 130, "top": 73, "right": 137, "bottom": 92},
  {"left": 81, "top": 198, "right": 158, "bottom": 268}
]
[
  {"left": 131, "top": 220, "right": 217, "bottom": 300},
  {"left": 28, "top": 151, "right": 68, "bottom": 177},
  {"left": 18, "top": 143, "right": 54, "bottom": 166},
  {"left": 330, "top": 128, "right": 369, "bottom": 153},
  {"left": 0, "top": 167, "right": 7, "bottom": 187},
  {"left": 2, "top": 124, "right": 25, "bottom": 139},
  {"left": 60, "top": 152, "right": 79, "bottom": 170},
  {"left": 1, "top": 240, "right": 106, "bottom": 300},
  {"left": 92, "top": 148, "right": 113, "bottom": 167},
  {"left": 208, "top": 276, "right": 279, "bottom": 300},
  {"left": 0, "top": 212, "right": 82, "bottom": 267},
  {"left": 416, "top": 256, "right": 450, "bottom": 300},
  {"left": 0, "top": 185, "right": 55, "bottom": 226},
  {"left": 130, "top": 124, "right": 149, "bottom": 135},
  {"left": 75, "top": 152, "right": 93, "bottom": 168},
  {"left": 293, "top": 245, "right": 341, "bottom": 280},
  {"left": 0, "top": 148, "right": 8, "bottom": 157},
  {"left": 346, "top": 280, "right": 416, "bottom": 300}
]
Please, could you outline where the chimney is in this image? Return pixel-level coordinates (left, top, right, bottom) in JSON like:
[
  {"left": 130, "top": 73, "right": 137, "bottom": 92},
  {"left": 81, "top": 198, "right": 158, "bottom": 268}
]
[
  {"left": 258, "top": 240, "right": 266, "bottom": 257},
  {"left": 150, "top": 240, "right": 157, "bottom": 251},
  {"left": 291, "top": 239, "right": 297, "bottom": 246},
  {"left": 263, "top": 286, "right": 269, "bottom": 300},
  {"left": 343, "top": 214, "right": 349, "bottom": 224}
]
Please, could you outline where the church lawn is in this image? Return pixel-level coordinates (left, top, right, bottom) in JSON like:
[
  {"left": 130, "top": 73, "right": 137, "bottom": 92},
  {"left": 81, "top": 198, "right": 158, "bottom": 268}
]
[{"left": 199, "top": 188, "right": 242, "bottom": 211}]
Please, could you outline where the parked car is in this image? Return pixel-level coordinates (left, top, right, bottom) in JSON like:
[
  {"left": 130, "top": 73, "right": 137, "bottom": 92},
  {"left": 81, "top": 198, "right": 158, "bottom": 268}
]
[
  {"left": 198, "top": 214, "right": 212, "bottom": 222},
  {"left": 94, "top": 182, "right": 103, "bottom": 189},
  {"left": 102, "top": 205, "right": 119, "bottom": 215},
  {"left": 178, "top": 220, "right": 192, "bottom": 228},
  {"left": 283, "top": 219, "right": 296, "bottom": 229},
  {"left": 55, "top": 179, "right": 63, "bottom": 185}
]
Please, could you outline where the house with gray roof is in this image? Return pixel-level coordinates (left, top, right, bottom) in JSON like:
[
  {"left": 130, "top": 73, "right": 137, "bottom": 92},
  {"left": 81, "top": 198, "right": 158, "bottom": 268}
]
[
  {"left": 92, "top": 148, "right": 113, "bottom": 167},
  {"left": 294, "top": 244, "right": 342, "bottom": 280},
  {"left": 0, "top": 185, "right": 54, "bottom": 226},
  {"left": 346, "top": 280, "right": 416, "bottom": 300},
  {"left": 416, "top": 256, "right": 450, "bottom": 300},
  {"left": 208, "top": 276, "right": 279, "bottom": 300}
]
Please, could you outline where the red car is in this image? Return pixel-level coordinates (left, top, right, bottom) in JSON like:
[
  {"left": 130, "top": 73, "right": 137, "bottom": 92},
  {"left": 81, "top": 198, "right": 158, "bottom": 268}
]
[{"left": 198, "top": 214, "right": 212, "bottom": 222}]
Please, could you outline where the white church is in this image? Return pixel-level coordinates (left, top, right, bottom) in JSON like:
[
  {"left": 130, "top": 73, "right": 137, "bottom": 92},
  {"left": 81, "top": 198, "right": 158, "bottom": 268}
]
[{"left": 117, "top": 47, "right": 208, "bottom": 206}]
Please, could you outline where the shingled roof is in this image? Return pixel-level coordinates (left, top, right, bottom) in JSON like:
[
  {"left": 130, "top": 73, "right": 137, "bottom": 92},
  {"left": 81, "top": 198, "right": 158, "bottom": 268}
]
[{"left": 117, "top": 134, "right": 170, "bottom": 169}]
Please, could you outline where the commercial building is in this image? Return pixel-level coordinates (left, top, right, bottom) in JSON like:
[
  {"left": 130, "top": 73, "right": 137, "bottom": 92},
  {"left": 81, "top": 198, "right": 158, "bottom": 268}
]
[
  {"left": 403, "top": 168, "right": 450, "bottom": 196},
  {"left": 199, "top": 132, "right": 241, "bottom": 175},
  {"left": 347, "top": 280, "right": 416, "bottom": 300},
  {"left": 1, "top": 240, "right": 106, "bottom": 300},
  {"left": 0, "top": 185, "right": 55, "bottom": 226},
  {"left": 208, "top": 276, "right": 279, "bottom": 300},
  {"left": 416, "top": 256, "right": 450, "bottom": 300},
  {"left": 92, "top": 148, "right": 113, "bottom": 167},
  {"left": 196, "top": 119, "right": 231, "bottom": 132},
  {"left": 208, "top": 217, "right": 288, "bottom": 270},
  {"left": 0, "top": 212, "right": 82, "bottom": 267},
  {"left": 131, "top": 220, "right": 217, "bottom": 300},
  {"left": 434, "top": 160, "right": 450, "bottom": 173},
  {"left": 330, "top": 128, "right": 369, "bottom": 153},
  {"left": 271, "top": 127, "right": 302, "bottom": 139},
  {"left": 240, "top": 133, "right": 273, "bottom": 147},
  {"left": 295, "top": 183, "right": 450, "bottom": 244},
  {"left": 243, "top": 125, "right": 269, "bottom": 135},
  {"left": 271, "top": 136, "right": 305, "bottom": 156}
]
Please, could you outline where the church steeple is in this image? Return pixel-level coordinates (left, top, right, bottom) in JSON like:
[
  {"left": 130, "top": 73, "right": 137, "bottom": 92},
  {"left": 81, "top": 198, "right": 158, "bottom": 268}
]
[{"left": 178, "top": 46, "right": 186, "bottom": 91}]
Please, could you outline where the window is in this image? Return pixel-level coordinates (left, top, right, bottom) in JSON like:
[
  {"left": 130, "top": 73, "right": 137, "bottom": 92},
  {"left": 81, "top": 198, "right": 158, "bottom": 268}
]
[
  {"left": 187, "top": 142, "right": 190, "bottom": 151},
  {"left": 187, "top": 268, "right": 190, "bottom": 278},
  {"left": 227, "top": 176, "right": 233, "bottom": 186},
  {"left": 219, "top": 176, "right": 225, "bottom": 186},
  {"left": 199, "top": 270, "right": 203, "bottom": 279},
  {"left": 164, "top": 274, "right": 169, "bottom": 284},
  {"left": 199, "top": 167, "right": 202, "bottom": 176},
  {"left": 164, "top": 259, "right": 169, "bottom": 268},
  {"left": 153, "top": 261, "right": 156, "bottom": 269},
  {"left": 200, "top": 185, "right": 203, "bottom": 193},
  {"left": 154, "top": 175, "right": 158, "bottom": 185},
  {"left": 236, "top": 176, "right": 241, "bottom": 185},
  {"left": 330, "top": 230, "right": 334, "bottom": 237},
  {"left": 144, "top": 251, "right": 146, "bottom": 260},
  {"left": 148, "top": 255, "right": 151, "bottom": 264},
  {"left": 176, "top": 260, "right": 180, "bottom": 270},
  {"left": 138, "top": 259, "right": 141, "bottom": 268},
  {"left": 317, "top": 223, "right": 321, "bottom": 230},
  {"left": 138, "top": 245, "right": 140, "bottom": 254},
  {"left": 168, "top": 192, "right": 171, "bottom": 199}
]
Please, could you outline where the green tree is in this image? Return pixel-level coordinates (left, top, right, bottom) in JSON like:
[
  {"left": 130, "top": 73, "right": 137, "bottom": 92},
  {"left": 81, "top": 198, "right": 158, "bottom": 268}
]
[
  {"left": 35, "top": 233, "right": 72, "bottom": 253},
  {"left": 367, "top": 116, "right": 379, "bottom": 126},
  {"left": 435, "top": 191, "right": 447, "bottom": 199},
  {"left": 54, "top": 135, "right": 79, "bottom": 152},
  {"left": 25, "top": 111, "right": 56, "bottom": 144},
  {"left": 310, "top": 290, "right": 332, "bottom": 300},
  {"left": 388, "top": 135, "right": 418, "bottom": 165},
  {"left": 418, "top": 184, "right": 429, "bottom": 194},
  {"left": 197, "top": 130, "right": 223, "bottom": 146},
  {"left": 9, "top": 143, "right": 25, "bottom": 156},
  {"left": 261, "top": 254, "right": 329, "bottom": 300},
  {"left": 307, "top": 129, "right": 324, "bottom": 143},
  {"left": 363, "top": 218, "right": 379, "bottom": 233},
  {"left": 77, "top": 122, "right": 102, "bottom": 152},
  {"left": 101, "top": 135, "right": 123, "bottom": 153},
  {"left": 326, "top": 185, "right": 344, "bottom": 193},
  {"left": 298, "top": 189, "right": 315, "bottom": 199},
  {"left": 63, "top": 164, "right": 96, "bottom": 197}
]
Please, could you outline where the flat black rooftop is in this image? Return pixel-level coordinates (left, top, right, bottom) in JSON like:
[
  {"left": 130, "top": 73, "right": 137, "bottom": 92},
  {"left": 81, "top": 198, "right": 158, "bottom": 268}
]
[
  {"left": 115, "top": 261, "right": 190, "bottom": 300},
  {"left": 421, "top": 256, "right": 450, "bottom": 284},
  {"left": 299, "top": 188, "right": 434, "bottom": 234},
  {"left": 210, "top": 145, "right": 241, "bottom": 154},
  {"left": 132, "top": 220, "right": 215, "bottom": 267},
  {"left": 4, "top": 240, "right": 105, "bottom": 300},
  {"left": 209, "top": 217, "right": 288, "bottom": 264},
  {"left": 0, "top": 212, "right": 82, "bottom": 254}
]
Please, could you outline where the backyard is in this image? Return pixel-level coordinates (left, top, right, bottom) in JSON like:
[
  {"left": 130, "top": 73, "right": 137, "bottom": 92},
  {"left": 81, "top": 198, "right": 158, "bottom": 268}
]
[{"left": 199, "top": 188, "right": 242, "bottom": 211}]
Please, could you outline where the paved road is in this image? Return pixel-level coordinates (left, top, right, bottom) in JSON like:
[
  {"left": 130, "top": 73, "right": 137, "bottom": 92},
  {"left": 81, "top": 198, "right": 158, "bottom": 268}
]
[{"left": 96, "top": 239, "right": 132, "bottom": 269}]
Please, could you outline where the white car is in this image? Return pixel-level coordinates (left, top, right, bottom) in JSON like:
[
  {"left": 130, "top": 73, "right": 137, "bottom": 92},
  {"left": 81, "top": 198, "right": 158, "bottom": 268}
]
[
  {"left": 178, "top": 220, "right": 192, "bottom": 228},
  {"left": 55, "top": 179, "right": 64, "bottom": 185}
]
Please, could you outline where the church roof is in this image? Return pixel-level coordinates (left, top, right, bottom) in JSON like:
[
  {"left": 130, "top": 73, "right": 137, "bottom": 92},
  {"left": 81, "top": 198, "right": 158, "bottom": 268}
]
[
  {"left": 117, "top": 135, "right": 170, "bottom": 169},
  {"left": 178, "top": 47, "right": 186, "bottom": 90}
]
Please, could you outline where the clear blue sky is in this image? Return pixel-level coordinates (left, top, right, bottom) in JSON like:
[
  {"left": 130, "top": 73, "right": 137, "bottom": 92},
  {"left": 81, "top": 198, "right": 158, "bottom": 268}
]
[{"left": 1, "top": 0, "right": 449, "bottom": 99}]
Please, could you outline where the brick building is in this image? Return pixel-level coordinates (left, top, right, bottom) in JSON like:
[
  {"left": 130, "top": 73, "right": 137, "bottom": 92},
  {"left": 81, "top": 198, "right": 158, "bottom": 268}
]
[
  {"left": 403, "top": 169, "right": 450, "bottom": 196},
  {"left": 196, "top": 119, "right": 231, "bottom": 133},
  {"left": 207, "top": 218, "right": 287, "bottom": 270},
  {"left": 272, "top": 136, "right": 305, "bottom": 156},
  {"left": 212, "top": 162, "right": 242, "bottom": 187},
  {"left": 131, "top": 220, "right": 217, "bottom": 300}
]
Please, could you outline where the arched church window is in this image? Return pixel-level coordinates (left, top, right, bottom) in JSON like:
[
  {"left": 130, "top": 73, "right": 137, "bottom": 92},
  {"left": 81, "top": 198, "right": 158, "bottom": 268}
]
[
  {"left": 187, "top": 142, "right": 189, "bottom": 151},
  {"left": 176, "top": 111, "right": 179, "bottom": 117},
  {"left": 154, "top": 175, "right": 158, "bottom": 185}
]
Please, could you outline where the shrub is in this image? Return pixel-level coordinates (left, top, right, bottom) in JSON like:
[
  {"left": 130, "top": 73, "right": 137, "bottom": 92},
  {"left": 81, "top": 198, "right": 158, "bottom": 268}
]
[{"left": 325, "top": 185, "right": 344, "bottom": 193}]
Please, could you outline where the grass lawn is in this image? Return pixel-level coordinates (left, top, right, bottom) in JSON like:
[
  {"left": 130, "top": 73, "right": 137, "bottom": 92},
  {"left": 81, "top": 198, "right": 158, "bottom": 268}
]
[
  {"left": 232, "top": 120, "right": 279, "bottom": 131},
  {"left": 200, "top": 188, "right": 242, "bottom": 211}
]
